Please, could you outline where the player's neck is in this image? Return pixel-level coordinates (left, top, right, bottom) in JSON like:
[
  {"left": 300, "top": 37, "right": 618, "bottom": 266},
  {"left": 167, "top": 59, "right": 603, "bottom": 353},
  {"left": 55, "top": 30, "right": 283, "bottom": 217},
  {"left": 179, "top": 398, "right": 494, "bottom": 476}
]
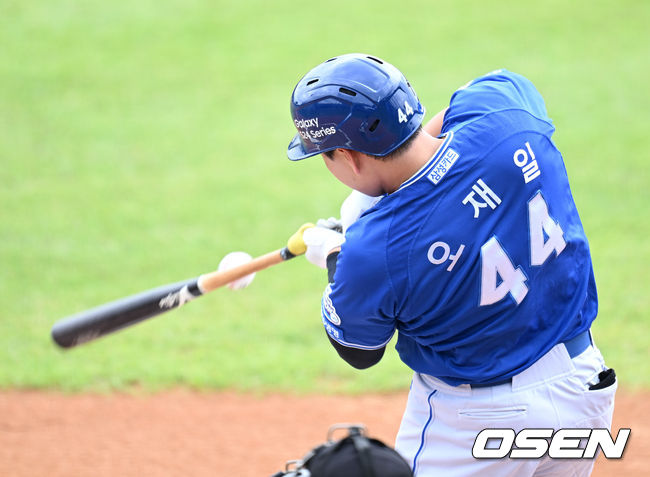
[{"left": 378, "top": 132, "right": 444, "bottom": 194}]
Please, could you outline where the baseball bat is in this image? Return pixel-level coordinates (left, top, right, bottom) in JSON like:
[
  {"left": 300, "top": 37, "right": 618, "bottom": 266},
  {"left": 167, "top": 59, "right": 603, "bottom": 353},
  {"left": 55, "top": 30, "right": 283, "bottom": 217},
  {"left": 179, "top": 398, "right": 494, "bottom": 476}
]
[{"left": 51, "top": 224, "right": 313, "bottom": 349}]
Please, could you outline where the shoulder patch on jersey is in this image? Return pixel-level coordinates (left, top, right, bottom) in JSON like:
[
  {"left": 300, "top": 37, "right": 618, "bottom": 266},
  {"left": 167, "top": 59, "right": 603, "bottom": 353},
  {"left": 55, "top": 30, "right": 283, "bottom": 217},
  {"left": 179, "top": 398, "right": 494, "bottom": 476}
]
[
  {"left": 321, "top": 284, "right": 341, "bottom": 325},
  {"left": 427, "top": 147, "right": 459, "bottom": 185},
  {"left": 397, "top": 132, "right": 455, "bottom": 192}
]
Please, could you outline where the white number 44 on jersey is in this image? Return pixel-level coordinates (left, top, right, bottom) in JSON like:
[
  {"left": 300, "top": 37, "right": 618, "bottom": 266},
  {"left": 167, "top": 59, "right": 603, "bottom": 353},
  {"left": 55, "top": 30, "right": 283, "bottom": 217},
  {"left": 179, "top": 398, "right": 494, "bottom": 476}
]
[{"left": 480, "top": 192, "right": 566, "bottom": 306}]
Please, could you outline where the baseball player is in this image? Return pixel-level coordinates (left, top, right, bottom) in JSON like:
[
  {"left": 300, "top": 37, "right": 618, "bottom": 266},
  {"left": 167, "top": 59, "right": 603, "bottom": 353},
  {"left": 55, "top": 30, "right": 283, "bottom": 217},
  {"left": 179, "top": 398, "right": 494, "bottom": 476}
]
[{"left": 286, "top": 54, "right": 617, "bottom": 476}]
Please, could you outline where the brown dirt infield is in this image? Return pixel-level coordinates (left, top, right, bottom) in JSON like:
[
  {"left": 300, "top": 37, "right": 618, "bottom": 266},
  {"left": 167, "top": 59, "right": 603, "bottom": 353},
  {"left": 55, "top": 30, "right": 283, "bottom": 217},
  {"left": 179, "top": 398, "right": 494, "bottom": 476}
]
[{"left": 0, "top": 389, "right": 646, "bottom": 476}]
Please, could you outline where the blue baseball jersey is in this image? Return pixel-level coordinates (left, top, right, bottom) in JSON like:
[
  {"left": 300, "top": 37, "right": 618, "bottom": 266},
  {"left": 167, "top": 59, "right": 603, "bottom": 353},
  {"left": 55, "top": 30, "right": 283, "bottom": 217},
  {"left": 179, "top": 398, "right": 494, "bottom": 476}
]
[{"left": 321, "top": 69, "right": 598, "bottom": 386}]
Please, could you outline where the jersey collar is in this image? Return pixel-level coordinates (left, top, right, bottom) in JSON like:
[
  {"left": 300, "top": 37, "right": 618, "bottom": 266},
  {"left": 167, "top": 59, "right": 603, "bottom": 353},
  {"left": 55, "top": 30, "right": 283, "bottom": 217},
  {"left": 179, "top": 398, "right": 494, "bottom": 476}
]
[{"left": 395, "top": 131, "right": 454, "bottom": 193}]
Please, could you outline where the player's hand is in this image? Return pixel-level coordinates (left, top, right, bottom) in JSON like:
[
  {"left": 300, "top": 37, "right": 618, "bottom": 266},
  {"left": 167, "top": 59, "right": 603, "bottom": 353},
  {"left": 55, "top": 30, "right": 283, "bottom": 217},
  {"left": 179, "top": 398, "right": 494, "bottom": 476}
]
[
  {"left": 303, "top": 226, "right": 345, "bottom": 269},
  {"left": 316, "top": 216, "right": 343, "bottom": 233},
  {"left": 340, "top": 190, "right": 381, "bottom": 233}
]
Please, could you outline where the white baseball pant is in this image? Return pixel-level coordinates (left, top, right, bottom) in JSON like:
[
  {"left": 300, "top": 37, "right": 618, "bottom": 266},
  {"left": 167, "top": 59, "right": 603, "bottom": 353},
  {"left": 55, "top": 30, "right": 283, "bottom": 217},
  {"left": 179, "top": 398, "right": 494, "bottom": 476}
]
[{"left": 395, "top": 340, "right": 617, "bottom": 477}]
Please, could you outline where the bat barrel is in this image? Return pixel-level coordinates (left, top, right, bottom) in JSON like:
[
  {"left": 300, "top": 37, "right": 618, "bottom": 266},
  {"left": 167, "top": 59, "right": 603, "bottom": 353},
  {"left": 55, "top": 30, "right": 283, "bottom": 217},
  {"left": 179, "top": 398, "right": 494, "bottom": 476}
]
[
  {"left": 51, "top": 278, "right": 201, "bottom": 348},
  {"left": 51, "top": 246, "right": 300, "bottom": 349}
]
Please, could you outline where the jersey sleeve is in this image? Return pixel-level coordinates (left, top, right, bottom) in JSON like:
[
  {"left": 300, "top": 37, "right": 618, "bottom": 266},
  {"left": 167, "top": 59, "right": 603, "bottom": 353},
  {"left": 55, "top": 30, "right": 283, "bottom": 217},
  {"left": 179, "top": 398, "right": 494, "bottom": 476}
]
[
  {"left": 320, "top": 220, "right": 397, "bottom": 350},
  {"left": 442, "top": 69, "right": 552, "bottom": 133}
]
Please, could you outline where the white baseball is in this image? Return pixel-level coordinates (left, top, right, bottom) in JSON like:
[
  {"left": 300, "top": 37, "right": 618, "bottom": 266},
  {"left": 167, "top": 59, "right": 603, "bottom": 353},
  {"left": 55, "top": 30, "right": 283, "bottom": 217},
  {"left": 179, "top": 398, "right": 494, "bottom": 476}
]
[{"left": 218, "top": 251, "right": 256, "bottom": 290}]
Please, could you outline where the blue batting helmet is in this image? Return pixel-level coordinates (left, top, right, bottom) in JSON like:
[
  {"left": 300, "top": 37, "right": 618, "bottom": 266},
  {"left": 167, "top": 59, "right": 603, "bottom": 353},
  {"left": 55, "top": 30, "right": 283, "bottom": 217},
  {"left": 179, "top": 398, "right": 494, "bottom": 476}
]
[{"left": 287, "top": 53, "right": 425, "bottom": 161}]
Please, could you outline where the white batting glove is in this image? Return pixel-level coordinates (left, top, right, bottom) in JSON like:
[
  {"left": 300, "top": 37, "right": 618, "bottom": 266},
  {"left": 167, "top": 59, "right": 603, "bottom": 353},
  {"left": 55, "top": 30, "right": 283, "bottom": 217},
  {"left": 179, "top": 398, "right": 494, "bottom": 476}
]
[
  {"left": 303, "top": 226, "right": 345, "bottom": 269},
  {"left": 340, "top": 190, "right": 381, "bottom": 233},
  {"left": 316, "top": 216, "right": 343, "bottom": 233}
]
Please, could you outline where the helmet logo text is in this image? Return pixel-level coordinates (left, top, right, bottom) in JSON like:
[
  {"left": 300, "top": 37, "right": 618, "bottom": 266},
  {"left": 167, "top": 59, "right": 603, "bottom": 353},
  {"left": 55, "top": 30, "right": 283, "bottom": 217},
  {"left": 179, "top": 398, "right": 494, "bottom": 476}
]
[{"left": 295, "top": 117, "right": 336, "bottom": 143}]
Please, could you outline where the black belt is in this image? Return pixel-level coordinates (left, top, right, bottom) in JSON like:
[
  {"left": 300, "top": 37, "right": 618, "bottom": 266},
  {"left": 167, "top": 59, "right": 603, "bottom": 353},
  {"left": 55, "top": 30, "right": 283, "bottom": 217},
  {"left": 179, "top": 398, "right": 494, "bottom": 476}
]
[{"left": 470, "top": 330, "right": 592, "bottom": 389}]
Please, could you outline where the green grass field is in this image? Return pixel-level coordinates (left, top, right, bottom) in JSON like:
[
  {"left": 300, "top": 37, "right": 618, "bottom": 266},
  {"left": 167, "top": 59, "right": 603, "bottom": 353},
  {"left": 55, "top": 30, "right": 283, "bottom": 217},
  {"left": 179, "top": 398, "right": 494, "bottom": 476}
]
[{"left": 1, "top": 0, "right": 648, "bottom": 393}]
